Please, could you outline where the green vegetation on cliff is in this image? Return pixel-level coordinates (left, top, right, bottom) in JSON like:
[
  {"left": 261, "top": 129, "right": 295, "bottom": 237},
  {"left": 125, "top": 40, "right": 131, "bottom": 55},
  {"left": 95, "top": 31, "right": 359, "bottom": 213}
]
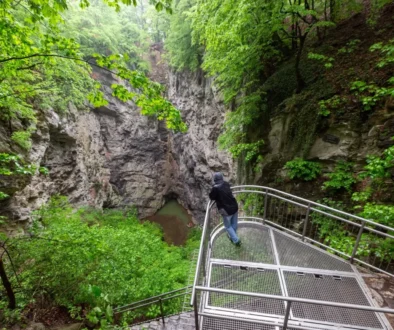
[{"left": 0, "top": 0, "right": 185, "bottom": 157}]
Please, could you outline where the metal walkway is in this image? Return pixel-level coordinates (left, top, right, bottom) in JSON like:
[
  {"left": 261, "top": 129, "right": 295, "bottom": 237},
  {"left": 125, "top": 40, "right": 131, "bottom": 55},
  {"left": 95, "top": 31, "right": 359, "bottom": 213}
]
[{"left": 192, "top": 186, "right": 394, "bottom": 330}]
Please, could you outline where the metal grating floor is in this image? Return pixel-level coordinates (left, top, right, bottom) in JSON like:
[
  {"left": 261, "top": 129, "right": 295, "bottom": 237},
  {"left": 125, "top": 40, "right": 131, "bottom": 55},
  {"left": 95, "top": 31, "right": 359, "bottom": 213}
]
[
  {"left": 212, "top": 224, "right": 275, "bottom": 264},
  {"left": 284, "top": 271, "right": 382, "bottom": 328},
  {"left": 203, "top": 222, "right": 386, "bottom": 330},
  {"left": 208, "top": 264, "right": 285, "bottom": 315},
  {"left": 202, "top": 316, "right": 276, "bottom": 330},
  {"left": 274, "top": 231, "right": 353, "bottom": 272}
]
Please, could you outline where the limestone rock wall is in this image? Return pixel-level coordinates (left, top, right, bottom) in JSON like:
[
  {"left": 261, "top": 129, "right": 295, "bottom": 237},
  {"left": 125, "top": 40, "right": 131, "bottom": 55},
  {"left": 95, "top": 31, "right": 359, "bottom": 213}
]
[
  {"left": 0, "top": 68, "right": 233, "bottom": 227},
  {"left": 167, "top": 70, "right": 235, "bottom": 221},
  {"left": 252, "top": 110, "right": 394, "bottom": 202}
]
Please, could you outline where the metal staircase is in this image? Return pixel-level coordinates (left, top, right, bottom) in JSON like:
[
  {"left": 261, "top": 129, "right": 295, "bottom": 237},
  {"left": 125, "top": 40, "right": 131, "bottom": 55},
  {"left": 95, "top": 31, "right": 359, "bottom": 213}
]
[
  {"left": 191, "top": 185, "right": 394, "bottom": 330},
  {"left": 182, "top": 250, "right": 199, "bottom": 313},
  {"left": 114, "top": 186, "right": 394, "bottom": 330}
]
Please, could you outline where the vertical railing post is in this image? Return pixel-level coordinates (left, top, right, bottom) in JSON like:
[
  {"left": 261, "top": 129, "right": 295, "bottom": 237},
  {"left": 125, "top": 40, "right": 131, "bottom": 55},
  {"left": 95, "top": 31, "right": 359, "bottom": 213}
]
[
  {"left": 350, "top": 221, "right": 366, "bottom": 264},
  {"left": 159, "top": 298, "right": 165, "bottom": 325},
  {"left": 202, "top": 209, "right": 211, "bottom": 279},
  {"left": 263, "top": 189, "right": 268, "bottom": 225},
  {"left": 283, "top": 301, "right": 292, "bottom": 330},
  {"left": 302, "top": 203, "right": 311, "bottom": 242},
  {"left": 190, "top": 201, "right": 212, "bottom": 306},
  {"left": 193, "top": 293, "right": 199, "bottom": 330}
]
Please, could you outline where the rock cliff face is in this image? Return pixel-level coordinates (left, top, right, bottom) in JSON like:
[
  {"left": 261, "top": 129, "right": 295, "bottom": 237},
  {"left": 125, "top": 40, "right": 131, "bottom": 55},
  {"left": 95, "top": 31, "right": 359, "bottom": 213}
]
[
  {"left": 251, "top": 107, "right": 394, "bottom": 202},
  {"left": 0, "top": 67, "right": 233, "bottom": 228},
  {"left": 166, "top": 70, "right": 234, "bottom": 219}
]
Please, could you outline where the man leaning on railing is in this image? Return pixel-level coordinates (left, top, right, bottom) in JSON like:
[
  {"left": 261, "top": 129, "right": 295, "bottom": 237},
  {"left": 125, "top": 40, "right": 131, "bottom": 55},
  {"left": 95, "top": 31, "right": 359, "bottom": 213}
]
[{"left": 209, "top": 172, "right": 242, "bottom": 247}]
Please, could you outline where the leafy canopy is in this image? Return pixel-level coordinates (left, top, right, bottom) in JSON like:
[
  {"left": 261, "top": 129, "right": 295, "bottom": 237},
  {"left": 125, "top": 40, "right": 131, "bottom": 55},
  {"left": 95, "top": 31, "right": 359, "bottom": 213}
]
[{"left": 0, "top": 0, "right": 186, "bottom": 153}]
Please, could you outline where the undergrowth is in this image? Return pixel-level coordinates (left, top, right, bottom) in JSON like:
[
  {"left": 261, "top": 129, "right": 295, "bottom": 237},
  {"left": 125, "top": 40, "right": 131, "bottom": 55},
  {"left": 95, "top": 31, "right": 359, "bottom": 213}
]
[{"left": 1, "top": 197, "right": 201, "bottom": 328}]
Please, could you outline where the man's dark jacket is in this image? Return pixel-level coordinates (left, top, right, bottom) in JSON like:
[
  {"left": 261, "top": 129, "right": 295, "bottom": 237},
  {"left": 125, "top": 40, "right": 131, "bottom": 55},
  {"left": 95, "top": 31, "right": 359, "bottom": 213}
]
[{"left": 209, "top": 173, "right": 238, "bottom": 216}]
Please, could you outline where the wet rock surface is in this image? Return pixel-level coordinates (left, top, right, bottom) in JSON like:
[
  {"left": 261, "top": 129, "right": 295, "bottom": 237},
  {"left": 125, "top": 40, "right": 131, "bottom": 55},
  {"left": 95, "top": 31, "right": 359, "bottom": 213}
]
[
  {"left": 364, "top": 274, "right": 394, "bottom": 328},
  {"left": 1, "top": 67, "right": 233, "bottom": 226}
]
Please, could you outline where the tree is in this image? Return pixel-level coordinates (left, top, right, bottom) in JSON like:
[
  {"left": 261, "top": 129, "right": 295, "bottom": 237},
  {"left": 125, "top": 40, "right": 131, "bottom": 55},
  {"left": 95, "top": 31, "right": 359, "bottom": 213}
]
[
  {"left": 0, "top": 0, "right": 186, "bottom": 154},
  {"left": 164, "top": 0, "right": 201, "bottom": 71},
  {"left": 0, "top": 251, "right": 16, "bottom": 310}
]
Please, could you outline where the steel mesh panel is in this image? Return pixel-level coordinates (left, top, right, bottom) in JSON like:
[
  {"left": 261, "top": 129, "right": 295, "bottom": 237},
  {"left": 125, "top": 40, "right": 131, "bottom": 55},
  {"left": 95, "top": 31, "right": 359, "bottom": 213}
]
[
  {"left": 202, "top": 316, "right": 275, "bottom": 330},
  {"left": 274, "top": 231, "right": 353, "bottom": 272},
  {"left": 284, "top": 271, "right": 382, "bottom": 329},
  {"left": 208, "top": 264, "right": 285, "bottom": 316},
  {"left": 212, "top": 223, "right": 275, "bottom": 264}
]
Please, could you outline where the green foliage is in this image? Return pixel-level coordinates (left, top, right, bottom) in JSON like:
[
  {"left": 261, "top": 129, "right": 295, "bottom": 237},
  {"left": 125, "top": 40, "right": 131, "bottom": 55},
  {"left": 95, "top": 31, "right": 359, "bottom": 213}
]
[
  {"left": 370, "top": 39, "right": 394, "bottom": 68},
  {"left": 237, "top": 193, "right": 265, "bottom": 217},
  {"left": 351, "top": 189, "right": 373, "bottom": 203},
  {"left": 0, "top": 191, "right": 9, "bottom": 200},
  {"left": 218, "top": 90, "right": 266, "bottom": 160},
  {"left": 318, "top": 95, "right": 345, "bottom": 116},
  {"left": 39, "top": 167, "right": 49, "bottom": 176},
  {"left": 164, "top": 0, "right": 200, "bottom": 71},
  {"left": 285, "top": 91, "right": 323, "bottom": 157},
  {"left": 64, "top": 2, "right": 150, "bottom": 71},
  {"left": 11, "top": 130, "right": 33, "bottom": 150},
  {"left": 5, "top": 197, "right": 199, "bottom": 323},
  {"left": 361, "top": 144, "right": 394, "bottom": 180},
  {"left": 0, "top": 153, "right": 36, "bottom": 176},
  {"left": 188, "top": 0, "right": 346, "bottom": 159},
  {"left": 284, "top": 158, "right": 321, "bottom": 181},
  {"left": 350, "top": 80, "right": 394, "bottom": 111},
  {"left": 359, "top": 203, "right": 394, "bottom": 227},
  {"left": 0, "top": 0, "right": 186, "bottom": 148},
  {"left": 323, "top": 161, "right": 356, "bottom": 192},
  {"left": 310, "top": 199, "right": 392, "bottom": 260},
  {"left": 228, "top": 140, "right": 264, "bottom": 162},
  {"left": 308, "top": 52, "right": 334, "bottom": 69},
  {"left": 338, "top": 39, "right": 360, "bottom": 54},
  {"left": 351, "top": 142, "right": 394, "bottom": 204}
]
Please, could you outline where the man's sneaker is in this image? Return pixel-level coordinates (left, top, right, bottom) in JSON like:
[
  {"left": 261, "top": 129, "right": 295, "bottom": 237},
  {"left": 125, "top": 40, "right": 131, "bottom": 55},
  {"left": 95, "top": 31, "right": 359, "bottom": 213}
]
[{"left": 235, "top": 240, "right": 242, "bottom": 247}]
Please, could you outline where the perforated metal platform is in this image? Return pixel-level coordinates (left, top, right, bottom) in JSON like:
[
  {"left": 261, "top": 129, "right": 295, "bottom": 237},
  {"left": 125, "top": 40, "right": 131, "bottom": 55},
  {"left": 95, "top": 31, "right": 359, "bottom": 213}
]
[
  {"left": 201, "top": 316, "right": 276, "bottom": 330},
  {"left": 201, "top": 222, "right": 388, "bottom": 330}
]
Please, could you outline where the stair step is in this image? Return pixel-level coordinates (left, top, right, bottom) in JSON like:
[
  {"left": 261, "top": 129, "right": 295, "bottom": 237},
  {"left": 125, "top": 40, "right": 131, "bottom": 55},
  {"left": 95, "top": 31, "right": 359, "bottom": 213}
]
[{"left": 129, "top": 312, "right": 195, "bottom": 330}]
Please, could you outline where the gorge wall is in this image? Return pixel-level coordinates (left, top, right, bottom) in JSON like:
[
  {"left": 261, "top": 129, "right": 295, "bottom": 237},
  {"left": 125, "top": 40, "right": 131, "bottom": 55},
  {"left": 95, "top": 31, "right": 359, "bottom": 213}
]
[
  {"left": 0, "top": 67, "right": 234, "bottom": 229},
  {"left": 237, "top": 7, "right": 394, "bottom": 204}
]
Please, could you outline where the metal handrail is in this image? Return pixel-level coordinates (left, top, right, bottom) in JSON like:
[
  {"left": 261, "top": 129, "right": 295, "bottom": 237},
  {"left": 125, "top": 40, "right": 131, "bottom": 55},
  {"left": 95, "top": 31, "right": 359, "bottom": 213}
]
[
  {"left": 196, "top": 286, "right": 394, "bottom": 314},
  {"left": 113, "top": 286, "right": 192, "bottom": 313},
  {"left": 190, "top": 200, "right": 214, "bottom": 306},
  {"left": 232, "top": 185, "right": 394, "bottom": 232},
  {"left": 190, "top": 186, "right": 394, "bottom": 329},
  {"left": 113, "top": 286, "right": 193, "bottom": 327}
]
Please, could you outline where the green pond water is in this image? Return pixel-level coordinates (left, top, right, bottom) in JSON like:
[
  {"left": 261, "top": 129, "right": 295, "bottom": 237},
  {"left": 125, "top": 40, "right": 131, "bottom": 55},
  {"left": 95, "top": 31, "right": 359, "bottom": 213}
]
[{"left": 145, "top": 200, "right": 192, "bottom": 246}]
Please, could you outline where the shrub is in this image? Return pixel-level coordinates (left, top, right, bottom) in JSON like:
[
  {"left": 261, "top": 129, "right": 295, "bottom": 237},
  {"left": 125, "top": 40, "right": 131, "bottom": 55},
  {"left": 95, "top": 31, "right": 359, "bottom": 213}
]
[
  {"left": 323, "top": 161, "right": 356, "bottom": 192},
  {"left": 284, "top": 158, "right": 322, "bottom": 181},
  {"left": 5, "top": 197, "right": 200, "bottom": 324}
]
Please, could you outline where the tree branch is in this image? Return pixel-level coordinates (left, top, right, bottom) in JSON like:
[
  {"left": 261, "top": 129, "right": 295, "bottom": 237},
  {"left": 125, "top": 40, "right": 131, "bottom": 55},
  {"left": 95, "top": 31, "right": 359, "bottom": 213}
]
[{"left": 0, "top": 53, "right": 117, "bottom": 76}]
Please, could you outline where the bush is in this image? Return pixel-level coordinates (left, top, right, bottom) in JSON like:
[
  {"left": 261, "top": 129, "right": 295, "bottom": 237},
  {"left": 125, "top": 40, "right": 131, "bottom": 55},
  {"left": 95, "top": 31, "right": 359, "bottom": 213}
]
[
  {"left": 284, "top": 158, "right": 322, "bottom": 181},
  {"left": 5, "top": 197, "right": 200, "bottom": 325},
  {"left": 322, "top": 161, "right": 356, "bottom": 192}
]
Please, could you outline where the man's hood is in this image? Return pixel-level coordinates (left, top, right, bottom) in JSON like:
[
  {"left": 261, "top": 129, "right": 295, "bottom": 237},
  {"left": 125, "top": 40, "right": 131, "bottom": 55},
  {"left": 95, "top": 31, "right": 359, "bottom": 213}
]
[{"left": 213, "top": 172, "right": 224, "bottom": 184}]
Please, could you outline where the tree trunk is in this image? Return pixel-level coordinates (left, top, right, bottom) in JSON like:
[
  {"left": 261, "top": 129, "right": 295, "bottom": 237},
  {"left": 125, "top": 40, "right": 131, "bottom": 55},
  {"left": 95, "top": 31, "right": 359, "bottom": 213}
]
[
  {"left": 0, "top": 257, "right": 16, "bottom": 309},
  {"left": 295, "top": 34, "right": 307, "bottom": 93},
  {"left": 330, "top": 0, "right": 336, "bottom": 22}
]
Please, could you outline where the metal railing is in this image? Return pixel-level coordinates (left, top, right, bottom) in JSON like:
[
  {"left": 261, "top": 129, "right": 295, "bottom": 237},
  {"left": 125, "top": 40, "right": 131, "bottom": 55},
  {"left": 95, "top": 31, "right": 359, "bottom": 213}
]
[
  {"left": 231, "top": 185, "right": 394, "bottom": 276},
  {"left": 195, "top": 286, "right": 394, "bottom": 330},
  {"left": 191, "top": 185, "right": 394, "bottom": 330},
  {"left": 113, "top": 286, "right": 192, "bottom": 326}
]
